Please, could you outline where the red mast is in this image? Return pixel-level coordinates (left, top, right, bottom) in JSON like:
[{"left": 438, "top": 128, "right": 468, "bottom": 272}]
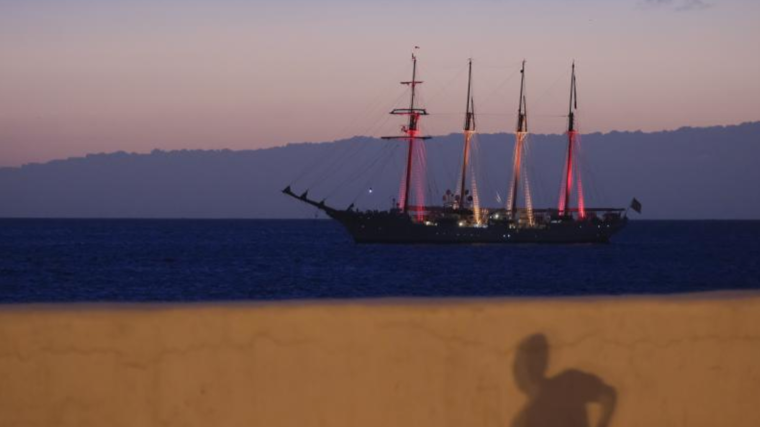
[
  {"left": 382, "top": 50, "right": 430, "bottom": 214},
  {"left": 560, "top": 62, "right": 581, "bottom": 217}
]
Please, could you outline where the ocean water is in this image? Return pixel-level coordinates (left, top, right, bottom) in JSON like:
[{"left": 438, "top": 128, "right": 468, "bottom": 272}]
[{"left": 0, "top": 219, "right": 758, "bottom": 303}]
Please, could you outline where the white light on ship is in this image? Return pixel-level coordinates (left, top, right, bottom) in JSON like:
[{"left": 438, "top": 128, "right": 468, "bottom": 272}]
[{"left": 458, "top": 221, "right": 466, "bottom": 227}]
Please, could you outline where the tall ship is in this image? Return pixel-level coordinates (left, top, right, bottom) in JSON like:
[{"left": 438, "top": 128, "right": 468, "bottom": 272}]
[{"left": 284, "top": 52, "right": 639, "bottom": 243}]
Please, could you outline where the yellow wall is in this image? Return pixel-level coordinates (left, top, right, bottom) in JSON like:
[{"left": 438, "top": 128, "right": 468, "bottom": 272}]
[{"left": 1, "top": 294, "right": 759, "bottom": 427}]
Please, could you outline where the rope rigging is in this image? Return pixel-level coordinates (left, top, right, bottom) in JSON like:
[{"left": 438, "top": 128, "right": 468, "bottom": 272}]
[{"left": 287, "top": 56, "right": 612, "bottom": 218}]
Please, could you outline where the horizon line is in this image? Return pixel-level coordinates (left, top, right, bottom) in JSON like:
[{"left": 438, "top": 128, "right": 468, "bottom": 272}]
[{"left": 2, "top": 120, "right": 757, "bottom": 170}]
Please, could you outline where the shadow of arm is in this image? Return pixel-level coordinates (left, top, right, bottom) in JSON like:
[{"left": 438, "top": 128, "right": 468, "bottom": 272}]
[{"left": 596, "top": 384, "right": 617, "bottom": 427}]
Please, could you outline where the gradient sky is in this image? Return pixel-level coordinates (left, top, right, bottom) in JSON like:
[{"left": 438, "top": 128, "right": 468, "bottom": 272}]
[{"left": 1, "top": 0, "right": 759, "bottom": 166}]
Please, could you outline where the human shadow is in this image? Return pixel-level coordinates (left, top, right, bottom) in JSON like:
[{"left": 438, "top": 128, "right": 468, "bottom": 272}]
[{"left": 511, "top": 333, "right": 617, "bottom": 427}]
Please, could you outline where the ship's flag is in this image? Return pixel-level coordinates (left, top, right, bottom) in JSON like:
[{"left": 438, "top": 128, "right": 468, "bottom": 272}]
[{"left": 630, "top": 198, "right": 642, "bottom": 214}]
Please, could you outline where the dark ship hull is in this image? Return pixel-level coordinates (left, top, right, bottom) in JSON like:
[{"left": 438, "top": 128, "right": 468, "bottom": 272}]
[
  {"left": 330, "top": 210, "right": 627, "bottom": 244},
  {"left": 283, "top": 187, "right": 628, "bottom": 244}
]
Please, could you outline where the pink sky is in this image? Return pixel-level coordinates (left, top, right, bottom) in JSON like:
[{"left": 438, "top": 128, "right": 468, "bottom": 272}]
[{"left": 1, "top": 0, "right": 759, "bottom": 166}]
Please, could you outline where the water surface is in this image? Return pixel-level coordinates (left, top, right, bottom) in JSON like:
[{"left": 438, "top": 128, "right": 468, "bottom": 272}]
[{"left": 1, "top": 219, "right": 758, "bottom": 303}]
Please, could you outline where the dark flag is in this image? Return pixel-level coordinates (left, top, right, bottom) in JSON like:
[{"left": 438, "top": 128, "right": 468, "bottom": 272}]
[{"left": 630, "top": 198, "right": 642, "bottom": 214}]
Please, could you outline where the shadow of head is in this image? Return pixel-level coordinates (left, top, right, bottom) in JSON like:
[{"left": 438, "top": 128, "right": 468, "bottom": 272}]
[
  {"left": 511, "top": 333, "right": 617, "bottom": 427},
  {"left": 513, "top": 333, "right": 549, "bottom": 397}
]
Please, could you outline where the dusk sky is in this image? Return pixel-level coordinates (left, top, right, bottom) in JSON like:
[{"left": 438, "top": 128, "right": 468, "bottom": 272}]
[{"left": 1, "top": 0, "right": 758, "bottom": 167}]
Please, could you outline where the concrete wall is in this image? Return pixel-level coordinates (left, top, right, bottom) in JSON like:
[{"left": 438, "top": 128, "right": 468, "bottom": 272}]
[{"left": 1, "top": 294, "right": 759, "bottom": 427}]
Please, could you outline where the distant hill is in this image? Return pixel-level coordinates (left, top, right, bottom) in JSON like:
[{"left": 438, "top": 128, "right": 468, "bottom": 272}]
[{"left": 1, "top": 122, "right": 759, "bottom": 219}]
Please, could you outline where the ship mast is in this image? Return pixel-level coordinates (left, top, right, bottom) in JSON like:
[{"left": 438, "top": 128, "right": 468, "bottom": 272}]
[
  {"left": 458, "top": 59, "right": 476, "bottom": 208},
  {"left": 560, "top": 62, "right": 580, "bottom": 217},
  {"left": 508, "top": 60, "right": 529, "bottom": 219},
  {"left": 382, "top": 51, "right": 430, "bottom": 214}
]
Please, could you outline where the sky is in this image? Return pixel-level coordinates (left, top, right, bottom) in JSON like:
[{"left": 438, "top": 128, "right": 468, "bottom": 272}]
[{"left": 1, "top": 0, "right": 759, "bottom": 167}]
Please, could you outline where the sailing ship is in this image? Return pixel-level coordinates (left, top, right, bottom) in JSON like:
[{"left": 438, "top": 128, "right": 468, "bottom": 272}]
[{"left": 284, "top": 52, "right": 637, "bottom": 243}]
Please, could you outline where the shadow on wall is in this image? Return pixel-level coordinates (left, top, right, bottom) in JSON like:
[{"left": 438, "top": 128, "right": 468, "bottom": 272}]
[{"left": 512, "top": 333, "right": 617, "bottom": 427}]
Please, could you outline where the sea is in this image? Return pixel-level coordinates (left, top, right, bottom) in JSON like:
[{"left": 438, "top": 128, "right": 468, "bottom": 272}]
[{"left": 1, "top": 219, "right": 758, "bottom": 303}]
